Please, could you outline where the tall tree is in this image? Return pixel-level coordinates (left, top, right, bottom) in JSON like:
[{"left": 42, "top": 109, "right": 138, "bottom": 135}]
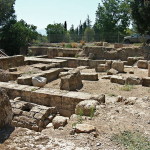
[
  {"left": 0, "top": 0, "right": 15, "bottom": 27},
  {"left": 86, "top": 15, "right": 92, "bottom": 28},
  {"left": 64, "top": 21, "right": 67, "bottom": 31},
  {"left": 130, "top": 0, "right": 150, "bottom": 34},
  {"left": 94, "top": 0, "right": 131, "bottom": 42}
]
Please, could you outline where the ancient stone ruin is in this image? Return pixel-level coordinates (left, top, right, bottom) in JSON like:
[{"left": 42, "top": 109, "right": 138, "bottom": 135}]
[{"left": 0, "top": 43, "right": 150, "bottom": 135}]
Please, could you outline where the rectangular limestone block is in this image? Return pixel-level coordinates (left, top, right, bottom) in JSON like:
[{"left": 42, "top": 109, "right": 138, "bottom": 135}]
[
  {"left": 111, "top": 75, "right": 125, "bottom": 85},
  {"left": 81, "top": 73, "right": 98, "bottom": 81},
  {"left": 142, "top": 77, "right": 150, "bottom": 87}
]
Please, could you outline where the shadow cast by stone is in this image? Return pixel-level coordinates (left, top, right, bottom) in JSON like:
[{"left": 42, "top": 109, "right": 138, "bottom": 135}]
[{"left": 0, "top": 125, "right": 15, "bottom": 144}]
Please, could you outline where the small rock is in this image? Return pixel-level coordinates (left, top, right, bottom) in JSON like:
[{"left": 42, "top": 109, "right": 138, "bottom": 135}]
[
  {"left": 116, "top": 96, "right": 126, "bottom": 102},
  {"left": 124, "top": 97, "right": 137, "bottom": 105},
  {"left": 75, "top": 100, "right": 100, "bottom": 116},
  {"left": 32, "top": 76, "right": 47, "bottom": 87},
  {"left": 107, "top": 68, "right": 118, "bottom": 75},
  {"left": 75, "top": 124, "right": 96, "bottom": 133},
  {"left": 52, "top": 116, "right": 67, "bottom": 129}
]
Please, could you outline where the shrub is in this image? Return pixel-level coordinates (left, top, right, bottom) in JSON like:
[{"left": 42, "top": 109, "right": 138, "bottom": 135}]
[
  {"left": 120, "top": 84, "right": 134, "bottom": 91},
  {"left": 71, "top": 42, "right": 78, "bottom": 48}
]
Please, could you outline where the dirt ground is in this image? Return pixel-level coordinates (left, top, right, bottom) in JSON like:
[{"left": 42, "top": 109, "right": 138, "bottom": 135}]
[
  {"left": 0, "top": 66, "right": 150, "bottom": 150},
  {"left": 45, "top": 67, "right": 150, "bottom": 98},
  {"left": 0, "top": 96, "right": 150, "bottom": 150}
]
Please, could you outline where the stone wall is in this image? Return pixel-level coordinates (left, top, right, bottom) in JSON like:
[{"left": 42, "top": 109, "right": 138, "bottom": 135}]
[
  {"left": 82, "top": 46, "right": 145, "bottom": 61},
  {"left": 0, "top": 82, "right": 103, "bottom": 117},
  {"left": 29, "top": 47, "right": 48, "bottom": 56},
  {"left": 0, "top": 55, "right": 24, "bottom": 70},
  {"left": 47, "top": 47, "right": 82, "bottom": 58}
]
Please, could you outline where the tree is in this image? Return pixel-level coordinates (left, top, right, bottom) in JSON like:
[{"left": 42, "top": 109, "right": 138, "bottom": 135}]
[
  {"left": 46, "top": 23, "right": 66, "bottom": 43},
  {"left": 84, "top": 27, "right": 95, "bottom": 42},
  {"left": 0, "top": 0, "right": 15, "bottom": 27},
  {"left": 94, "top": 0, "right": 131, "bottom": 42},
  {"left": 86, "top": 15, "right": 92, "bottom": 28},
  {"left": 0, "top": 19, "right": 38, "bottom": 55},
  {"left": 64, "top": 21, "right": 67, "bottom": 31},
  {"left": 130, "top": 0, "right": 150, "bottom": 34}
]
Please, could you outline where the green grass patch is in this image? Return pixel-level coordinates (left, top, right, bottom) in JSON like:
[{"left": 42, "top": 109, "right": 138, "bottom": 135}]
[
  {"left": 120, "top": 84, "right": 134, "bottom": 91},
  {"left": 112, "top": 131, "right": 150, "bottom": 150}
]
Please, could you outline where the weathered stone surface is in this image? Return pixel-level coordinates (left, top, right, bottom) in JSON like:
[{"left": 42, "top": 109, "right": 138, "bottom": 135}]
[
  {"left": 52, "top": 116, "right": 67, "bottom": 129},
  {"left": 17, "top": 76, "right": 32, "bottom": 85},
  {"left": 142, "top": 77, "right": 150, "bottom": 87},
  {"left": 75, "top": 100, "right": 99, "bottom": 116},
  {"left": 111, "top": 75, "right": 125, "bottom": 85},
  {"left": 107, "top": 68, "right": 118, "bottom": 75},
  {"left": 127, "top": 57, "right": 144, "bottom": 66},
  {"left": 11, "top": 99, "right": 57, "bottom": 131},
  {"left": 75, "top": 124, "right": 96, "bottom": 133},
  {"left": 126, "top": 76, "right": 142, "bottom": 85},
  {"left": 81, "top": 73, "right": 98, "bottom": 81},
  {"left": 137, "top": 60, "right": 148, "bottom": 69},
  {"left": 0, "top": 55, "right": 24, "bottom": 70},
  {"left": 0, "top": 88, "right": 12, "bottom": 128},
  {"left": 112, "top": 61, "right": 124, "bottom": 72},
  {"left": 95, "top": 64, "right": 107, "bottom": 72},
  {"left": 60, "top": 69, "right": 83, "bottom": 91},
  {"left": 32, "top": 76, "right": 47, "bottom": 87},
  {"left": 101, "top": 75, "right": 112, "bottom": 79}
]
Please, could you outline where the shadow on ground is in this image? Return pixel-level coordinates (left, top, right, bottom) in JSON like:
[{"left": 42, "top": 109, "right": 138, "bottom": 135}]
[{"left": 0, "top": 125, "right": 15, "bottom": 144}]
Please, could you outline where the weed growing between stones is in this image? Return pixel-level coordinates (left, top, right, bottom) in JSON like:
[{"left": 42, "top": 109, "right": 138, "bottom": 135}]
[
  {"left": 112, "top": 131, "right": 150, "bottom": 150},
  {"left": 120, "top": 84, "right": 134, "bottom": 91}
]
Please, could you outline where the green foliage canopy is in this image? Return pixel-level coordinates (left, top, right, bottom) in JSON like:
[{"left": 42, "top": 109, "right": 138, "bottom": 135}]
[
  {"left": 0, "top": 0, "right": 15, "bottom": 26},
  {"left": 130, "top": 0, "right": 150, "bottom": 34}
]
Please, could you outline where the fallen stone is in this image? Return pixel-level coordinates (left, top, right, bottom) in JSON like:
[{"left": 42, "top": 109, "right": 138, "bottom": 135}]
[
  {"left": 75, "top": 124, "right": 96, "bottom": 133},
  {"left": 81, "top": 73, "right": 98, "bottom": 81},
  {"left": 142, "top": 77, "right": 150, "bottom": 87},
  {"left": 112, "top": 61, "right": 124, "bottom": 72},
  {"left": 111, "top": 75, "right": 125, "bottom": 85},
  {"left": 95, "top": 64, "right": 107, "bottom": 72},
  {"left": 137, "top": 60, "right": 148, "bottom": 69},
  {"left": 52, "top": 116, "right": 67, "bottom": 129},
  {"left": 126, "top": 76, "right": 142, "bottom": 85},
  {"left": 60, "top": 69, "right": 83, "bottom": 91},
  {"left": 107, "top": 68, "right": 118, "bottom": 75},
  {"left": 32, "top": 76, "right": 47, "bottom": 87},
  {"left": 75, "top": 100, "right": 100, "bottom": 116}
]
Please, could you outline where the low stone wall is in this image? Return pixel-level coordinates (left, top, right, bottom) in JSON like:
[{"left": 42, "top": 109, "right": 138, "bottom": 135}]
[
  {"left": 47, "top": 47, "right": 82, "bottom": 58},
  {"left": 0, "top": 82, "right": 103, "bottom": 117},
  {"left": 56, "top": 57, "right": 106, "bottom": 68},
  {"left": 25, "top": 57, "right": 68, "bottom": 67},
  {"left": 29, "top": 47, "right": 48, "bottom": 56},
  {"left": 83, "top": 46, "right": 144, "bottom": 61},
  {"left": 0, "top": 55, "right": 24, "bottom": 70}
]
